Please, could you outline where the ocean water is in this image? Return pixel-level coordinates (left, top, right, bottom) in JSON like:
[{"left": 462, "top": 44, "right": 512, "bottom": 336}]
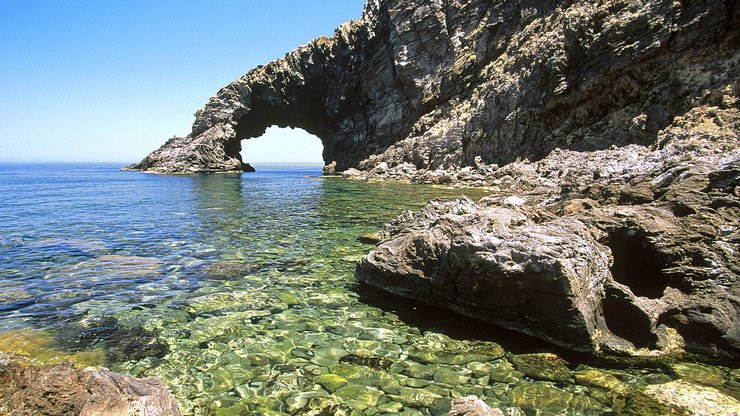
[{"left": 0, "top": 163, "right": 737, "bottom": 415}]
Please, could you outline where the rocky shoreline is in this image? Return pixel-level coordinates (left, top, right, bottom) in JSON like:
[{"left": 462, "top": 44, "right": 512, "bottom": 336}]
[
  {"left": 103, "top": 0, "right": 740, "bottom": 413},
  {"left": 356, "top": 101, "right": 739, "bottom": 360}
]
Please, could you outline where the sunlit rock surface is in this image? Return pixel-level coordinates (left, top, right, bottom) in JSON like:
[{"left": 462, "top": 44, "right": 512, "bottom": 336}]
[
  {"left": 129, "top": 0, "right": 738, "bottom": 174},
  {"left": 0, "top": 352, "right": 180, "bottom": 416}
]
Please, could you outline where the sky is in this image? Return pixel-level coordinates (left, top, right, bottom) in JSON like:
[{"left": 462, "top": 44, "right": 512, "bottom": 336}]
[{"left": 0, "top": 0, "right": 366, "bottom": 164}]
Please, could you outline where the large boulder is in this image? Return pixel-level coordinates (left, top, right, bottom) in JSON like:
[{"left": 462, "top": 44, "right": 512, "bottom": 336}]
[{"left": 357, "top": 198, "right": 612, "bottom": 352}]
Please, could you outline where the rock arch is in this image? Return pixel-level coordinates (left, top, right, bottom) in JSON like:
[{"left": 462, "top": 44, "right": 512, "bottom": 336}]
[{"left": 128, "top": 0, "right": 738, "bottom": 174}]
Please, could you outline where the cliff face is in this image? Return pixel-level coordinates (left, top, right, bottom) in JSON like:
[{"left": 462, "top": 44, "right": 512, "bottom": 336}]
[{"left": 129, "top": 0, "right": 739, "bottom": 173}]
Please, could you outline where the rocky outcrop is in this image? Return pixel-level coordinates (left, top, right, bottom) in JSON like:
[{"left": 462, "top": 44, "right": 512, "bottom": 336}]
[
  {"left": 129, "top": 0, "right": 738, "bottom": 173},
  {"left": 0, "top": 352, "right": 180, "bottom": 415},
  {"left": 357, "top": 102, "right": 740, "bottom": 358}
]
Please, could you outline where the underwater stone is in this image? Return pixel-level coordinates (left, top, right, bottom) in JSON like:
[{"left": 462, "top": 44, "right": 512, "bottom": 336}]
[
  {"left": 185, "top": 291, "right": 286, "bottom": 315},
  {"left": 376, "top": 399, "right": 403, "bottom": 413},
  {"left": 284, "top": 391, "right": 325, "bottom": 414},
  {"left": 310, "top": 346, "right": 349, "bottom": 367},
  {"left": 508, "top": 353, "right": 572, "bottom": 383},
  {"left": 643, "top": 380, "right": 740, "bottom": 416},
  {"left": 433, "top": 367, "right": 472, "bottom": 387},
  {"left": 508, "top": 384, "right": 574, "bottom": 413},
  {"left": 333, "top": 384, "right": 384, "bottom": 410},
  {"left": 339, "top": 353, "right": 393, "bottom": 370},
  {"left": 275, "top": 291, "right": 301, "bottom": 306},
  {"left": 487, "top": 360, "right": 524, "bottom": 384},
  {"left": 409, "top": 341, "right": 505, "bottom": 366},
  {"left": 315, "top": 374, "right": 349, "bottom": 393},
  {"left": 290, "top": 347, "right": 315, "bottom": 360},
  {"left": 404, "top": 378, "right": 432, "bottom": 388},
  {"left": 670, "top": 362, "right": 727, "bottom": 387},
  {"left": 328, "top": 363, "right": 362, "bottom": 380},
  {"left": 390, "top": 387, "right": 444, "bottom": 409},
  {"left": 466, "top": 362, "right": 494, "bottom": 379},
  {"left": 358, "top": 328, "right": 397, "bottom": 342},
  {"left": 399, "top": 361, "right": 438, "bottom": 379},
  {"left": 574, "top": 369, "right": 630, "bottom": 395}
]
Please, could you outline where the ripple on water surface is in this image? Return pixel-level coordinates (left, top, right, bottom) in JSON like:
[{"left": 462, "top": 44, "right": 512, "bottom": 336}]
[{"left": 0, "top": 163, "right": 738, "bottom": 415}]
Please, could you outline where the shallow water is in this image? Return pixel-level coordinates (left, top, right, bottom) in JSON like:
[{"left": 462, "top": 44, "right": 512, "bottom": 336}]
[{"left": 0, "top": 163, "right": 737, "bottom": 415}]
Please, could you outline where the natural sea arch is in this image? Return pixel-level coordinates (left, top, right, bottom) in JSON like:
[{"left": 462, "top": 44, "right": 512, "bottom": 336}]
[{"left": 240, "top": 127, "right": 325, "bottom": 167}]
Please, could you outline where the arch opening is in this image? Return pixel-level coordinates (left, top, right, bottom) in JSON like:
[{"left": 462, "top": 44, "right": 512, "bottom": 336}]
[{"left": 239, "top": 126, "right": 325, "bottom": 169}]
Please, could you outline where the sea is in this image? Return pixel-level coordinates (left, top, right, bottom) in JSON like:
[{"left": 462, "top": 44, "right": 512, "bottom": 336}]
[{"left": 0, "top": 163, "right": 737, "bottom": 415}]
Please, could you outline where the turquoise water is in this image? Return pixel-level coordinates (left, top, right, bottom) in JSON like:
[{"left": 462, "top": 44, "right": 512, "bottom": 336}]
[{"left": 0, "top": 163, "right": 737, "bottom": 415}]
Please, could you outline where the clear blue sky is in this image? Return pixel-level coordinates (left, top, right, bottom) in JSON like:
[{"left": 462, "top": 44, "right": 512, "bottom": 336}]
[{"left": 0, "top": 0, "right": 366, "bottom": 163}]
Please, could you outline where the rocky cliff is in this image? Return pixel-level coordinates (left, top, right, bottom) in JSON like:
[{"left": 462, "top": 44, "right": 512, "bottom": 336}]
[{"left": 128, "top": 0, "right": 738, "bottom": 174}]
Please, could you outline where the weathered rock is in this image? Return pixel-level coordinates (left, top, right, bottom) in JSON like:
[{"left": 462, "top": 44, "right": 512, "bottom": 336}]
[
  {"left": 129, "top": 0, "right": 737, "bottom": 175},
  {"left": 357, "top": 197, "right": 612, "bottom": 352},
  {"left": 642, "top": 380, "right": 740, "bottom": 416},
  {"left": 357, "top": 104, "right": 740, "bottom": 358},
  {"left": 322, "top": 161, "right": 337, "bottom": 175},
  {"left": 449, "top": 396, "right": 503, "bottom": 416},
  {"left": 508, "top": 353, "right": 572, "bottom": 383},
  {"left": 0, "top": 352, "right": 180, "bottom": 415}
]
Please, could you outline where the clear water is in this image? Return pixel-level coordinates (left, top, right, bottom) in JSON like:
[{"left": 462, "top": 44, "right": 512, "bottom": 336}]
[{"left": 0, "top": 163, "right": 737, "bottom": 415}]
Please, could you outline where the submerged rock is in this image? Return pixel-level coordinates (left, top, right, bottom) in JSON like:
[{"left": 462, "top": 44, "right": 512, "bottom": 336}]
[
  {"left": 642, "top": 380, "right": 740, "bottom": 416},
  {"left": 0, "top": 352, "right": 179, "bottom": 415},
  {"left": 449, "top": 396, "right": 503, "bottom": 416},
  {"left": 508, "top": 353, "right": 572, "bottom": 383}
]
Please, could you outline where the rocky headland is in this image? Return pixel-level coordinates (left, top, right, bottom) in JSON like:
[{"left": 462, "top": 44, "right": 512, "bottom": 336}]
[{"left": 129, "top": 0, "right": 737, "bottom": 176}]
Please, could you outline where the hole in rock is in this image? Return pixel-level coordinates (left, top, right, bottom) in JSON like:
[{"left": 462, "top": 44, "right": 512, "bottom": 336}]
[
  {"left": 240, "top": 126, "right": 324, "bottom": 167},
  {"left": 603, "top": 287, "right": 657, "bottom": 349},
  {"left": 604, "top": 229, "right": 669, "bottom": 299}
]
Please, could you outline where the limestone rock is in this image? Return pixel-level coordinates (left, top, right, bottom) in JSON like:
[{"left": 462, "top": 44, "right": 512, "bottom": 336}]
[
  {"left": 129, "top": 0, "right": 738, "bottom": 175},
  {"left": 0, "top": 352, "right": 180, "bottom": 415}
]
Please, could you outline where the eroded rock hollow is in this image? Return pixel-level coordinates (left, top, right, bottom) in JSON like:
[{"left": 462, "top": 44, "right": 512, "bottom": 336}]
[{"left": 128, "top": 0, "right": 738, "bottom": 174}]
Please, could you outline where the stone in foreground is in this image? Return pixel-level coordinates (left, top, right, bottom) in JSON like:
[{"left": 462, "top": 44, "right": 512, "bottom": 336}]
[{"left": 0, "top": 353, "right": 180, "bottom": 416}]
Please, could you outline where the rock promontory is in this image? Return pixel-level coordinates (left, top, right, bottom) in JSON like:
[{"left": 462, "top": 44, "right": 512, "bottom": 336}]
[
  {"left": 357, "top": 103, "right": 740, "bottom": 358},
  {"left": 128, "top": 0, "right": 738, "bottom": 174}
]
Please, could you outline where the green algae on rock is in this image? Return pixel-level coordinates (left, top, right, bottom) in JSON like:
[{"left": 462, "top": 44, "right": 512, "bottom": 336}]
[{"left": 509, "top": 353, "right": 573, "bottom": 383}]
